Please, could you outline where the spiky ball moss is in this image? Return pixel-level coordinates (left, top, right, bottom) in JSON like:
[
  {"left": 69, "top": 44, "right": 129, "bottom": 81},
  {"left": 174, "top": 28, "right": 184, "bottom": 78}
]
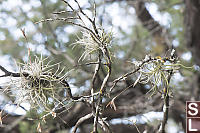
[
  {"left": 11, "top": 55, "right": 69, "bottom": 112},
  {"left": 74, "top": 28, "right": 113, "bottom": 61},
  {"left": 132, "top": 55, "right": 190, "bottom": 97}
]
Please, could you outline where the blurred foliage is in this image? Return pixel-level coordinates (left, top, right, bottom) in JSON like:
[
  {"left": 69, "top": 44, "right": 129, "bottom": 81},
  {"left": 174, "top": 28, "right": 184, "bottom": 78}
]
[{"left": 0, "top": 0, "right": 195, "bottom": 132}]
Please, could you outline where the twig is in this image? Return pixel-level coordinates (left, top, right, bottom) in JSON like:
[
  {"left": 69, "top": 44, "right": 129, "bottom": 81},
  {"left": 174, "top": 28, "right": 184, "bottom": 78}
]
[
  {"left": 98, "top": 117, "right": 112, "bottom": 133},
  {"left": 93, "top": 47, "right": 112, "bottom": 133},
  {"left": 35, "top": 17, "right": 79, "bottom": 24},
  {"left": 72, "top": 113, "right": 93, "bottom": 133},
  {"left": 107, "top": 73, "right": 142, "bottom": 110},
  {"left": 73, "top": 0, "right": 99, "bottom": 35},
  {"left": 109, "top": 57, "right": 155, "bottom": 93},
  {"left": 74, "top": 62, "right": 107, "bottom": 67},
  {"left": 52, "top": 10, "right": 73, "bottom": 14},
  {"left": 0, "top": 65, "right": 28, "bottom": 77},
  {"left": 91, "top": 52, "right": 101, "bottom": 122},
  {"left": 158, "top": 49, "right": 176, "bottom": 133},
  {"left": 158, "top": 70, "right": 173, "bottom": 133},
  {"left": 159, "top": 95, "right": 169, "bottom": 133}
]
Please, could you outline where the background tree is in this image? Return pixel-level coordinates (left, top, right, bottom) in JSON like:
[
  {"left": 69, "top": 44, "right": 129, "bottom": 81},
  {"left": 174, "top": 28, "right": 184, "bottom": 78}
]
[{"left": 0, "top": 0, "right": 199, "bottom": 133}]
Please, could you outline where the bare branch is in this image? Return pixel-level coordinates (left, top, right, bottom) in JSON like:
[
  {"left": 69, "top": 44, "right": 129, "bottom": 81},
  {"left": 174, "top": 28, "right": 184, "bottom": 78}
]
[
  {"left": 72, "top": 113, "right": 93, "bottom": 133},
  {"left": 158, "top": 50, "right": 177, "bottom": 133}
]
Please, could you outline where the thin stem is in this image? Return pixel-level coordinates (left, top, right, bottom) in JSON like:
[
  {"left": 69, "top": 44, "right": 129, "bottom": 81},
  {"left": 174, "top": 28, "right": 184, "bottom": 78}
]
[
  {"left": 72, "top": 113, "right": 93, "bottom": 133},
  {"left": 93, "top": 47, "right": 112, "bottom": 133}
]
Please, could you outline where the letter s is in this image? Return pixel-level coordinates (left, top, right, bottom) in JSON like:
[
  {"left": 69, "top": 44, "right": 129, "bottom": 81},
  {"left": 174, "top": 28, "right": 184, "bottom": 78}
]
[{"left": 188, "top": 103, "right": 198, "bottom": 116}]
